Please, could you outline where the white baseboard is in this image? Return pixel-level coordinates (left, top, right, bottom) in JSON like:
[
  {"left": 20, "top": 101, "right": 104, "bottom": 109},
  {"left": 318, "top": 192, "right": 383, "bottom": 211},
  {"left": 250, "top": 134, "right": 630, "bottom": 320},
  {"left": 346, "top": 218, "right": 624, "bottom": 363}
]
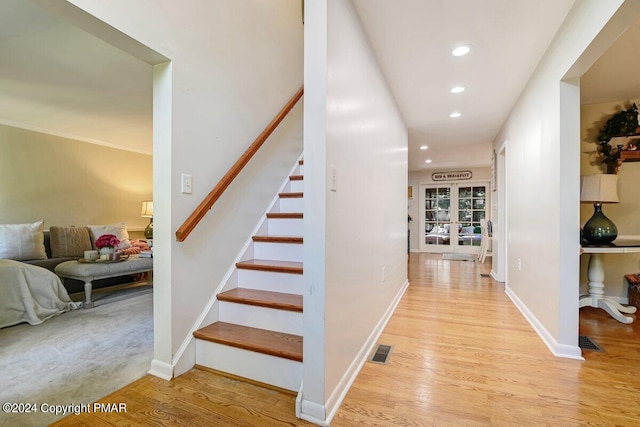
[
  {"left": 148, "top": 359, "right": 173, "bottom": 380},
  {"left": 299, "top": 279, "right": 410, "bottom": 425},
  {"left": 490, "top": 270, "right": 503, "bottom": 283},
  {"left": 298, "top": 400, "right": 328, "bottom": 426},
  {"left": 174, "top": 339, "right": 196, "bottom": 377},
  {"left": 505, "top": 285, "right": 583, "bottom": 361}
]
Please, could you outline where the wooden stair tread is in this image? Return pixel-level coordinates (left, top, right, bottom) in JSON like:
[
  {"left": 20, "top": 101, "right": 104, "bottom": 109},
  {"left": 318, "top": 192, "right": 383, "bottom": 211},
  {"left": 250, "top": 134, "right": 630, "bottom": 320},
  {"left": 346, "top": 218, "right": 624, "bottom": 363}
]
[
  {"left": 252, "top": 235, "right": 302, "bottom": 244},
  {"left": 236, "top": 259, "right": 303, "bottom": 274},
  {"left": 266, "top": 212, "right": 303, "bottom": 219},
  {"left": 289, "top": 175, "right": 303, "bottom": 181},
  {"left": 298, "top": 159, "right": 304, "bottom": 165},
  {"left": 279, "top": 192, "right": 303, "bottom": 198},
  {"left": 194, "top": 322, "right": 303, "bottom": 362},
  {"left": 218, "top": 288, "right": 302, "bottom": 312}
]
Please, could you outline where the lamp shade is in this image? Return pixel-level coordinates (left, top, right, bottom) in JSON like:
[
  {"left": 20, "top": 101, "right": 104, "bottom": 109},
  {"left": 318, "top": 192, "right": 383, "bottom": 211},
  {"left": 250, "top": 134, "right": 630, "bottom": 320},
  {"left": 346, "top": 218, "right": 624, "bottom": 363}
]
[
  {"left": 580, "top": 174, "right": 619, "bottom": 204},
  {"left": 141, "top": 200, "right": 154, "bottom": 217}
]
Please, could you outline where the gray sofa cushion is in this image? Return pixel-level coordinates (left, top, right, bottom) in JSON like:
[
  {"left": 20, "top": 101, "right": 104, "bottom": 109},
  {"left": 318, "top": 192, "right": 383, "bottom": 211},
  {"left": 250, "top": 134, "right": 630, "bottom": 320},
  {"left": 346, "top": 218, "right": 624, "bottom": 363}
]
[{"left": 49, "top": 226, "right": 92, "bottom": 258}]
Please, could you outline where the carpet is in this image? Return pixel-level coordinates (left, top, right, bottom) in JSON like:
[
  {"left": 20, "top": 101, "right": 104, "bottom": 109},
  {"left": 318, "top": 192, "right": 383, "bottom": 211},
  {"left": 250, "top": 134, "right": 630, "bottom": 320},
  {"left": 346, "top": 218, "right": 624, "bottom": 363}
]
[
  {"left": 0, "top": 288, "right": 153, "bottom": 426},
  {"left": 442, "top": 253, "right": 476, "bottom": 261}
]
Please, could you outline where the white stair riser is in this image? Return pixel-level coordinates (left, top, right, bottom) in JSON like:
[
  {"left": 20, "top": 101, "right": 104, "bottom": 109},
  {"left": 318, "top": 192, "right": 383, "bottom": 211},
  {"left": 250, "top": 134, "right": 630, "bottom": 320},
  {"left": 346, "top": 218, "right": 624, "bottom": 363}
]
[
  {"left": 289, "top": 180, "right": 304, "bottom": 193},
  {"left": 195, "top": 339, "right": 302, "bottom": 391},
  {"left": 280, "top": 197, "right": 303, "bottom": 212},
  {"left": 219, "top": 302, "right": 302, "bottom": 335},
  {"left": 299, "top": 165, "right": 304, "bottom": 175},
  {"left": 254, "top": 241, "right": 302, "bottom": 262},
  {"left": 237, "top": 269, "right": 302, "bottom": 295},
  {"left": 268, "top": 218, "right": 303, "bottom": 236}
]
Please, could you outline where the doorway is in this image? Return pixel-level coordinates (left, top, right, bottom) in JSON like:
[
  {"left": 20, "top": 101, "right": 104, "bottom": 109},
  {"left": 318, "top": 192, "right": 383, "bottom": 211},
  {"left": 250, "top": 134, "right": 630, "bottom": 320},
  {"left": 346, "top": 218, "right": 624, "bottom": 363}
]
[{"left": 419, "top": 182, "right": 490, "bottom": 254}]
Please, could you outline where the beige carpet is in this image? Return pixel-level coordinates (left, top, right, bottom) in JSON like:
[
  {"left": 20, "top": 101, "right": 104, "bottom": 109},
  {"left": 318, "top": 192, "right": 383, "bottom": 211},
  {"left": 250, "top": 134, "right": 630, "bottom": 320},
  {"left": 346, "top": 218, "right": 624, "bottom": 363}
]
[{"left": 0, "top": 287, "right": 153, "bottom": 426}]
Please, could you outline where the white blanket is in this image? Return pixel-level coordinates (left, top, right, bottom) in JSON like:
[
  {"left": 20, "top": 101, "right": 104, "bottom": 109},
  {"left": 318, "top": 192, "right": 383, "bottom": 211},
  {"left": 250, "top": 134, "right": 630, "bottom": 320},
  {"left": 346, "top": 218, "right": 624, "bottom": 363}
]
[{"left": 0, "top": 259, "right": 79, "bottom": 328}]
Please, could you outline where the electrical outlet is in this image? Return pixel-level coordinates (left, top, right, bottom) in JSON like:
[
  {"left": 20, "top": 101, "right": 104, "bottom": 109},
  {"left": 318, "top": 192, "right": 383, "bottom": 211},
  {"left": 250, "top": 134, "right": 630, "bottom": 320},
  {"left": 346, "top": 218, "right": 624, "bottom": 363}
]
[
  {"left": 517, "top": 258, "right": 522, "bottom": 271},
  {"left": 181, "top": 174, "right": 193, "bottom": 194}
]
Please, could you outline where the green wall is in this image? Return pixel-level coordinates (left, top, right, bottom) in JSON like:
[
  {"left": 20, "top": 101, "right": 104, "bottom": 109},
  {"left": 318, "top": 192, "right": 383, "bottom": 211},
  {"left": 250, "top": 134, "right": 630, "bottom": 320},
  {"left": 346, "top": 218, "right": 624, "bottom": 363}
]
[{"left": 0, "top": 124, "right": 152, "bottom": 232}]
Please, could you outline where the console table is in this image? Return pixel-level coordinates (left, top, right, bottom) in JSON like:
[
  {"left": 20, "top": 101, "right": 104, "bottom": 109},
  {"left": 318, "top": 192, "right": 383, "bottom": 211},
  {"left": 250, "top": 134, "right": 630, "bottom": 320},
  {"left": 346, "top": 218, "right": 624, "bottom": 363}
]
[{"left": 580, "top": 238, "right": 640, "bottom": 324}]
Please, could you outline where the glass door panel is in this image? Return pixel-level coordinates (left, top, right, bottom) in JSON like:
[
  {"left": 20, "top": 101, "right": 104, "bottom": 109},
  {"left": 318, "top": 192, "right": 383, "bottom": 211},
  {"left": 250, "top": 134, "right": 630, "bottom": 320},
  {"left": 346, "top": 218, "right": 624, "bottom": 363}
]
[
  {"left": 421, "top": 182, "right": 489, "bottom": 253},
  {"left": 424, "top": 187, "right": 451, "bottom": 247},
  {"left": 458, "top": 185, "right": 486, "bottom": 248}
]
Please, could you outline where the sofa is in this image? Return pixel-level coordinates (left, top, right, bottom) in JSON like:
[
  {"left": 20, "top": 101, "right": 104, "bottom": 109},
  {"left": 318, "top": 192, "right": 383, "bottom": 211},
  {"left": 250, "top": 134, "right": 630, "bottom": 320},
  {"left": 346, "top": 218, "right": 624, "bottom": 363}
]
[{"left": 0, "top": 220, "right": 149, "bottom": 294}]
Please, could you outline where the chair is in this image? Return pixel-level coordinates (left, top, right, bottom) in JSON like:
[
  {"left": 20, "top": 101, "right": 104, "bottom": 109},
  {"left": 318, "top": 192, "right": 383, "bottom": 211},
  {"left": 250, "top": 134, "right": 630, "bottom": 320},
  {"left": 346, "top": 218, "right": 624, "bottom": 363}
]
[{"left": 478, "top": 219, "right": 493, "bottom": 263}]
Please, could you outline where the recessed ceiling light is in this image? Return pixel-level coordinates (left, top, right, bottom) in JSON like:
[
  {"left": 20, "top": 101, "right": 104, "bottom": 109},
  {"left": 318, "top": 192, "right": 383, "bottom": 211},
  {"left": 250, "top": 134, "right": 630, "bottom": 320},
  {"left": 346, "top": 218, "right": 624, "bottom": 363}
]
[
  {"left": 420, "top": 145, "right": 428, "bottom": 150},
  {"left": 451, "top": 86, "right": 465, "bottom": 94},
  {"left": 449, "top": 112, "right": 462, "bottom": 118},
  {"left": 452, "top": 45, "right": 471, "bottom": 57},
  {"left": 425, "top": 159, "right": 432, "bottom": 164}
]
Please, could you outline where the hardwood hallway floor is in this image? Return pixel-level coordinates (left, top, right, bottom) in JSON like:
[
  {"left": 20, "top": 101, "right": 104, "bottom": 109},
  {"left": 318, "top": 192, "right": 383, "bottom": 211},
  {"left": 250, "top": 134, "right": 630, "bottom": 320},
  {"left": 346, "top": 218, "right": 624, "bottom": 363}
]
[{"left": 52, "top": 253, "right": 640, "bottom": 426}]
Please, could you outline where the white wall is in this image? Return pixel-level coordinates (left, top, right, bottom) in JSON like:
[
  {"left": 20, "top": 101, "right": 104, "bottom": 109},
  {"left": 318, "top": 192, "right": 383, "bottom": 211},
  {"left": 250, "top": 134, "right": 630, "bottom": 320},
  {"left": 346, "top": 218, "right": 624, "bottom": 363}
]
[
  {"left": 59, "top": 0, "right": 304, "bottom": 374},
  {"left": 580, "top": 100, "right": 640, "bottom": 298},
  {"left": 493, "top": 0, "right": 638, "bottom": 358},
  {"left": 408, "top": 167, "right": 491, "bottom": 252},
  {"left": 0, "top": 124, "right": 152, "bottom": 230},
  {"left": 302, "top": 0, "right": 408, "bottom": 423}
]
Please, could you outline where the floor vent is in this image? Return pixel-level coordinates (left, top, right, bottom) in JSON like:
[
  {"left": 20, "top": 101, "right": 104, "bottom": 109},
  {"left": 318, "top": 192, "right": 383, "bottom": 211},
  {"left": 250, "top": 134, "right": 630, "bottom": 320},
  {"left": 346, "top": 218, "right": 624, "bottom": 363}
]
[
  {"left": 480, "top": 273, "right": 491, "bottom": 278},
  {"left": 579, "top": 335, "right": 603, "bottom": 352},
  {"left": 369, "top": 344, "right": 393, "bottom": 364}
]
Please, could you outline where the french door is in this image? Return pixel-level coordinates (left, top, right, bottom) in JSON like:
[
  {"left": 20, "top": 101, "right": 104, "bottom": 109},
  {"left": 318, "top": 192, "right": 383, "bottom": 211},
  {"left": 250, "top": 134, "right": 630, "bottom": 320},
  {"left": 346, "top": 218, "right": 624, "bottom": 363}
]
[{"left": 419, "top": 182, "right": 489, "bottom": 254}]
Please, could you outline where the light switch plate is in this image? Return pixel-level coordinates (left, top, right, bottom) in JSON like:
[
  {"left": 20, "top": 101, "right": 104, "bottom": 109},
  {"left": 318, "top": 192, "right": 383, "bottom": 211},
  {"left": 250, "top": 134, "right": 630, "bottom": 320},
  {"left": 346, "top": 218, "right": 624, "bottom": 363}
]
[{"left": 181, "top": 174, "right": 193, "bottom": 194}]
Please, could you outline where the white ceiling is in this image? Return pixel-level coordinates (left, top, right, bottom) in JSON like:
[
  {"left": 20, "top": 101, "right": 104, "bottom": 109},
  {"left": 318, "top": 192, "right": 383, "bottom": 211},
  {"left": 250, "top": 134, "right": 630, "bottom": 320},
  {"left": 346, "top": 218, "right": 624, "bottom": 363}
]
[
  {"left": 2, "top": 1, "right": 638, "bottom": 171},
  {"left": 353, "top": 0, "right": 576, "bottom": 171},
  {"left": 0, "top": 0, "right": 152, "bottom": 154}
]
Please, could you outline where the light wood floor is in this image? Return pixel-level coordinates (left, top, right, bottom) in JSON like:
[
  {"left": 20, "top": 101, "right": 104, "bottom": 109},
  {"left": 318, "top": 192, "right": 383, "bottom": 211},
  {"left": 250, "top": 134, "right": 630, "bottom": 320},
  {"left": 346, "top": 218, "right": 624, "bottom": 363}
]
[{"left": 52, "top": 253, "right": 640, "bottom": 426}]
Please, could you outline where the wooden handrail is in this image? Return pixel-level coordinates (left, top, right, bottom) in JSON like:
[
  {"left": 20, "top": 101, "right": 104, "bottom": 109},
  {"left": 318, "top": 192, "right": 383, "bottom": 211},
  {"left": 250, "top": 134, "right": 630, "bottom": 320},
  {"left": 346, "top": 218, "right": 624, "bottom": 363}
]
[{"left": 176, "top": 86, "right": 304, "bottom": 242}]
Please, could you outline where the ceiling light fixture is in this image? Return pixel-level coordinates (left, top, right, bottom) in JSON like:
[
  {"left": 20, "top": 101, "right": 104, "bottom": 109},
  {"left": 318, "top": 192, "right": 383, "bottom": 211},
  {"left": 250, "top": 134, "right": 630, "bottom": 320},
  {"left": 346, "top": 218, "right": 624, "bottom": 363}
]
[
  {"left": 425, "top": 159, "right": 432, "bottom": 164},
  {"left": 450, "top": 86, "right": 465, "bottom": 94},
  {"left": 452, "top": 45, "right": 471, "bottom": 57},
  {"left": 449, "top": 112, "right": 462, "bottom": 118},
  {"left": 420, "top": 145, "right": 428, "bottom": 150}
]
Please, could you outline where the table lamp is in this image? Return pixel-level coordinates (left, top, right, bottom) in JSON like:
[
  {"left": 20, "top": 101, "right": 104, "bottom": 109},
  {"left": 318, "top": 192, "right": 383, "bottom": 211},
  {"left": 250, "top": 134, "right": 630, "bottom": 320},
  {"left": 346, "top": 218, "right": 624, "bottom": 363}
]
[
  {"left": 141, "top": 200, "right": 153, "bottom": 239},
  {"left": 580, "top": 174, "right": 619, "bottom": 244}
]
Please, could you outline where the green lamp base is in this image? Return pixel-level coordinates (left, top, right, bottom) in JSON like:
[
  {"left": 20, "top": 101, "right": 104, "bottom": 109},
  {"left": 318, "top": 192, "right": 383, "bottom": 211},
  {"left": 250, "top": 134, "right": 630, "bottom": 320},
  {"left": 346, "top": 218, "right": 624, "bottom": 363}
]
[
  {"left": 583, "top": 203, "right": 617, "bottom": 245},
  {"left": 144, "top": 219, "right": 153, "bottom": 240}
]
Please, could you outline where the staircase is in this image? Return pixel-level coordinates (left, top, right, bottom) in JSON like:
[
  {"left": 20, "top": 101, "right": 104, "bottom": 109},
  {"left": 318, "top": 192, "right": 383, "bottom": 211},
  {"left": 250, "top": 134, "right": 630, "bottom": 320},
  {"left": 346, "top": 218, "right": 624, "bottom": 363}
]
[{"left": 193, "top": 159, "right": 304, "bottom": 391}]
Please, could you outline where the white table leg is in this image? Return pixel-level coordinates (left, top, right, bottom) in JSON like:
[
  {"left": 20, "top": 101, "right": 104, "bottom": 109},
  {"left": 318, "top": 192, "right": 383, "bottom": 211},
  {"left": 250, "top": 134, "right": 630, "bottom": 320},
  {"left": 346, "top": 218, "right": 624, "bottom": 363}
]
[
  {"left": 606, "top": 298, "right": 637, "bottom": 314},
  {"left": 598, "top": 299, "right": 634, "bottom": 324},
  {"left": 83, "top": 281, "right": 94, "bottom": 309},
  {"left": 579, "top": 253, "right": 635, "bottom": 323}
]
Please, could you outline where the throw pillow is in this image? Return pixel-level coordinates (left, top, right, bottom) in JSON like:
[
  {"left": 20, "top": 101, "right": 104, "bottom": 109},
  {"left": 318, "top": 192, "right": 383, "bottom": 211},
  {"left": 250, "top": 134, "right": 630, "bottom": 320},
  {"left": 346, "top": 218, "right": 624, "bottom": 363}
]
[
  {"left": 49, "top": 226, "right": 92, "bottom": 258},
  {"left": 87, "top": 222, "right": 131, "bottom": 249},
  {"left": 0, "top": 220, "right": 47, "bottom": 261}
]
